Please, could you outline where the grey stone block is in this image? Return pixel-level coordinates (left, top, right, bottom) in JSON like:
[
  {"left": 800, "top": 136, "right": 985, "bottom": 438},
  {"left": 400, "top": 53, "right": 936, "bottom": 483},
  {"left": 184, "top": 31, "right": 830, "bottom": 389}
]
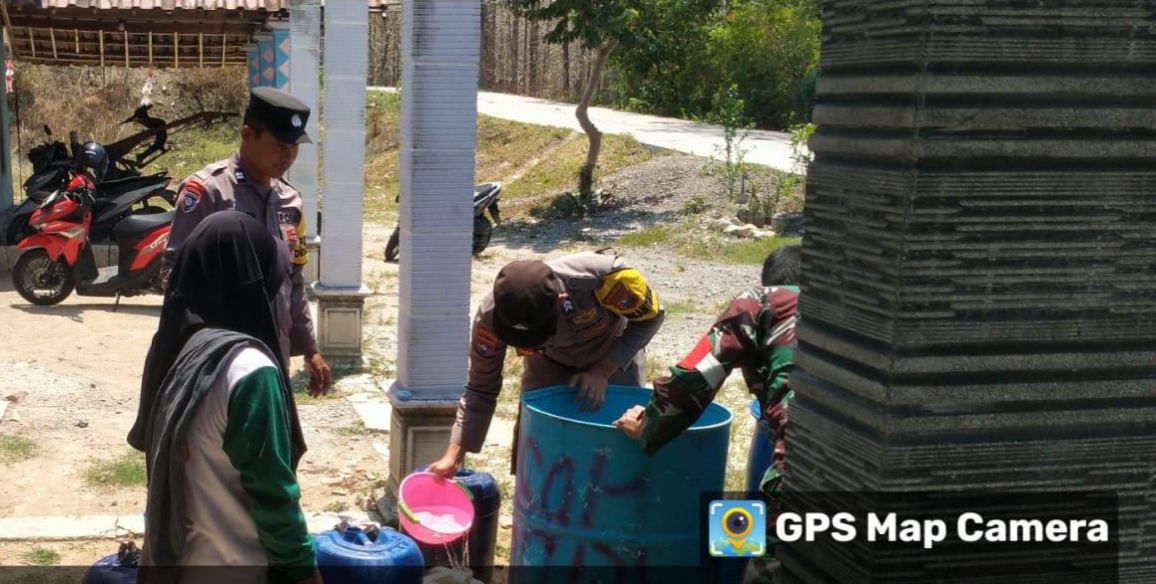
[{"left": 788, "top": 0, "right": 1156, "bottom": 580}]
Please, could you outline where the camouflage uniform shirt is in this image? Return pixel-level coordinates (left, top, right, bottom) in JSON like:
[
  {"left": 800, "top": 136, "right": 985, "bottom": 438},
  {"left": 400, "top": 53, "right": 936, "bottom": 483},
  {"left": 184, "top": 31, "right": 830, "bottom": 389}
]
[{"left": 640, "top": 285, "right": 799, "bottom": 494}]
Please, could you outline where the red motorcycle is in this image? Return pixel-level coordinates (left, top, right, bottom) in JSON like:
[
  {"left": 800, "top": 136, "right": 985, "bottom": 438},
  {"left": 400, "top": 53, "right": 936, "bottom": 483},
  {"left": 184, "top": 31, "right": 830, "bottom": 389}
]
[{"left": 11, "top": 142, "right": 173, "bottom": 309}]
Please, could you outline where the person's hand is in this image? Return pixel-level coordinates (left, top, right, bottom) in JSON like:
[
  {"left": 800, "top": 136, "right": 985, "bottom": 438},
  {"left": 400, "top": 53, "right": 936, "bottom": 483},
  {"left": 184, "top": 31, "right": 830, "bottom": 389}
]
[
  {"left": 305, "top": 352, "right": 332, "bottom": 398},
  {"left": 429, "top": 444, "right": 464, "bottom": 482},
  {"left": 614, "top": 405, "right": 647, "bottom": 440},
  {"left": 569, "top": 359, "right": 618, "bottom": 413}
]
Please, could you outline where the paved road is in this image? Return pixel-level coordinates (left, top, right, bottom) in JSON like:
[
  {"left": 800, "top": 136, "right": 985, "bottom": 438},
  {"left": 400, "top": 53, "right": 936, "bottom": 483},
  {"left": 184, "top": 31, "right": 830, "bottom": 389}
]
[{"left": 369, "top": 87, "right": 801, "bottom": 173}]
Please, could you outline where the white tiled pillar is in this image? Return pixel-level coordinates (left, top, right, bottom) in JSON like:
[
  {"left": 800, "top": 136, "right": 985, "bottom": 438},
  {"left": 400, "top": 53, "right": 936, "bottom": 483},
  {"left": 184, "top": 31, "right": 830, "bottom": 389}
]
[
  {"left": 287, "top": 0, "right": 322, "bottom": 286},
  {"left": 315, "top": 0, "right": 371, "bottom": 360},
  {"left": 385, "top": 0, "right": 481, "bottom": 497}
]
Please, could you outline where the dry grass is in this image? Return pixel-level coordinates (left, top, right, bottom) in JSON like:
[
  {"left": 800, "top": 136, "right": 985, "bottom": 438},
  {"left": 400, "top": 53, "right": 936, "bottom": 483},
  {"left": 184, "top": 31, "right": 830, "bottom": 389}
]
[
  {"left": 359, "top": 90, "right": 656, "bottom": 223},
  {"left": 0, "top": 435, "right": 36, "bottom": 463},
  {"left": 10, "top": 65, "right": 249, "bottom": 198},
  {"left": 507, "top": 134, "right": 654, "bottom": 202},
  {"left": 84, "top": 450, "right": 147, "bottom": 489},
  {"left": 620, "top": 225, "right": 803, "bottom": 266},
  {"left": 10, "top": 72, "right": 656, "bottom": 228},
  {"left": 12, "top": 65, "right": 247, "bottom": 152}
]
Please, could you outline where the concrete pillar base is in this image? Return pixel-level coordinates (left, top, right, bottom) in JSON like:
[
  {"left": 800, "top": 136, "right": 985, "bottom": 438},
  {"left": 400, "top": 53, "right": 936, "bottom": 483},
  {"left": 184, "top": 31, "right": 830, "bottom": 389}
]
[
  {"left": 313, "top": 283, "right": 372, "bottom": 360},
  {"left": 303, "top": 235, "right": 321, "bottom": 290},
  {"left": 385, "top": 380, "right": 462, "bottom": 498}
]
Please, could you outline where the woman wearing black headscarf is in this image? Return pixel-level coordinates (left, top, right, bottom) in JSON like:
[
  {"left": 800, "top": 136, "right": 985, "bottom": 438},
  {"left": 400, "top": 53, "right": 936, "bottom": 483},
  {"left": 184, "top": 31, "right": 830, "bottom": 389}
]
[{"left": 128, "top": 211, "right": 320, "bottom": 584}]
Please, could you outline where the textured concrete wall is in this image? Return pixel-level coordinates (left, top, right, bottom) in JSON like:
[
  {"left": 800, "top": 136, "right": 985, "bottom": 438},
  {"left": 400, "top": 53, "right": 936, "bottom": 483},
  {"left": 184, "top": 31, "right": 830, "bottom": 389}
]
[{"left": 783, "top": 0, "right": 1156, "bottom": 580}]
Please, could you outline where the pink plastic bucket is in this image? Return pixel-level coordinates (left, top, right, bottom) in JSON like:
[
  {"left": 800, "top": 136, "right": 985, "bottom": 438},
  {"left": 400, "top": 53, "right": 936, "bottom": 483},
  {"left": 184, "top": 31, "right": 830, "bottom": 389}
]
[{"left": 397, "top": 472, "right": 475, "bottom": 545}]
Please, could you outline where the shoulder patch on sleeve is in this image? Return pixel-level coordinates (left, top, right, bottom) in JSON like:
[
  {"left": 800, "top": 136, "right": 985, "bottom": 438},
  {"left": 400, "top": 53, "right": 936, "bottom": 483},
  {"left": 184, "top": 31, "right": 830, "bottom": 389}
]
[
  {"left": 595, "top": 268, "right": 661, "bottom": 321},
  {"left": 178, "top": 181, "right": 207, "bottom": 214},
  {"left": 473, "top": 325, "right": 500, "bottom": 358}
]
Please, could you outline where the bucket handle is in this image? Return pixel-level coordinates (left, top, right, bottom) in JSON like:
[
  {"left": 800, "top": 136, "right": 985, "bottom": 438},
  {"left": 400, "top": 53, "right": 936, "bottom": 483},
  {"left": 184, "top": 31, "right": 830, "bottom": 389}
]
[
  {"left": 398, "top": 501, "right": 419, "bottom": 524},
  {"left": 454, "top": 479, "right": 474, "bottom": 501},
  {"left": 398, "top": 478, "right": 473, "bottom": 524}
]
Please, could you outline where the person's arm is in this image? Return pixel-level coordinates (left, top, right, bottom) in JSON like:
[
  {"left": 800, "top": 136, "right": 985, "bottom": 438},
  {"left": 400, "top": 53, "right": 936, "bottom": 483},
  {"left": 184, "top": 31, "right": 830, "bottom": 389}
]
[
  {"left": 637, "top": 292, "right": 764, "bottom": 455},
  {"left": 287, "top": 263, "right": 320, "bottom": 357},
  {"left": 450, "top": 304, "right": 508, "bottom": 453},
  {"left": 594, "top": 261, "right": 666, "bottom": 370},
  {"left": 222, "top": 366, "right": 318, "bottom": 582},
  {"left": 161, "top": 179, "right": 218, "bottom": 290},
  {"left": 287, "top": 212, "right": 319, "bottom": 357}
]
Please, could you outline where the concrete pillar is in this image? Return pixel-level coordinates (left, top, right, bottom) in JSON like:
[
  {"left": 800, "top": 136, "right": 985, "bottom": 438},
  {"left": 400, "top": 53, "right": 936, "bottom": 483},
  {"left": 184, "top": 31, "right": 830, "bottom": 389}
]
[
  {"left": 287, "top": 0, "right": 322, "bottom": 286},
  {"left": 245, "top": 43, "right": 260, "bottom": 90},
  {"left": 384, "top": 0, "right": 480, "bottom": 498},
  {"left": 781, "top": 1, "right": 1156, "bottom": 581},
  {"left": 315, "top": 0, "right": 370, "bottom": 360},
  {"left": 269, "top": 21, "right": 291, "bottom": 91},
  {"left": 255, "top": 32, "right": 275, "bottom": 87}
]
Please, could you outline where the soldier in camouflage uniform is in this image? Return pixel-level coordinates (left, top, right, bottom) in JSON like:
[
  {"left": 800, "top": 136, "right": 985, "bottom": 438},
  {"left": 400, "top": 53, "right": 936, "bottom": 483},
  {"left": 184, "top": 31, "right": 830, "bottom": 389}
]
[
  {"left": 615, "top": 244, "right": 801, "bottom": 584},
  {"left": 429, "top": 249, "right": 665, "bottom": 480}
]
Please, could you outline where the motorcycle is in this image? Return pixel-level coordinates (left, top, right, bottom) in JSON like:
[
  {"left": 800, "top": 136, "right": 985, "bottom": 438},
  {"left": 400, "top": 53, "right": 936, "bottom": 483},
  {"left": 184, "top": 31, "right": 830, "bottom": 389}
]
[
  {"left": 11, "top": 168, "right": 173, "bottom": 308},
  {"left": 1, "top": 109, "right": 236, "bottom": 246},
  {"left": 384, "top": 182, "right": 502, "bottom": 262},
  {"left": 2, "top": 126, "right": 173, "bottom": 246}
]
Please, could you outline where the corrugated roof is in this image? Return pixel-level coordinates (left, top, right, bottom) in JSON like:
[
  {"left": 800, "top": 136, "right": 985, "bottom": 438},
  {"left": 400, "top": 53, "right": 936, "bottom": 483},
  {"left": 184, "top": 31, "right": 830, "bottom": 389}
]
[{"left": 15, "top": 0, "right": 391, "bottom": 10}]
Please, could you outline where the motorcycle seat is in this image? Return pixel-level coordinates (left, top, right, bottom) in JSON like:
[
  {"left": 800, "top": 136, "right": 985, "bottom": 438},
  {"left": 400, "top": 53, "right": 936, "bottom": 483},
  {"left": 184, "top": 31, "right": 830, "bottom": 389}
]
[
  {"left": 113, "top": 210, "right": 174, "bottom": 238},
  {"left": 473, "top": 182, "right": 500, "bottom": 203}
]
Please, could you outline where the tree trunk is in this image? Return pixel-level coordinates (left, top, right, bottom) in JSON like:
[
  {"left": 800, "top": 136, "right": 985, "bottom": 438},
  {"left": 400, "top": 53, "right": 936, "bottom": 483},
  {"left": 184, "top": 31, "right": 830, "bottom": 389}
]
[
  {"left": 562, "top": 41, "right": 570, "bottom": 96},
  {"left": 575, "top": 40, "right": 616, "bottom": 198}
]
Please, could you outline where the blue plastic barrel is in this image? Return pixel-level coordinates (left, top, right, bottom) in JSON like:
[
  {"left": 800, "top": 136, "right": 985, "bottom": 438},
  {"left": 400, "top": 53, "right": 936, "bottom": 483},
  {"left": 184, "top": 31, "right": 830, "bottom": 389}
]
[
  {"left": 510, "top": 385, "right": 732, "bottom": 583},
  {"left": 745, "top": 398, "right": 774, "bottom": 494},
  {"left": 407, "top": 465, "right": 501, "bottom": 583},
  {"left": 315, "top": 525, "right": 424, "bottom": 584}
]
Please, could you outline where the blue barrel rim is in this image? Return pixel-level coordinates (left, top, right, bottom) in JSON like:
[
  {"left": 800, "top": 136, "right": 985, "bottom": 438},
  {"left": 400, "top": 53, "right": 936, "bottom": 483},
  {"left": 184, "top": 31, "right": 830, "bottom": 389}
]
[{"left": 521, "top": 384, "right": 733, "bottom": 431}]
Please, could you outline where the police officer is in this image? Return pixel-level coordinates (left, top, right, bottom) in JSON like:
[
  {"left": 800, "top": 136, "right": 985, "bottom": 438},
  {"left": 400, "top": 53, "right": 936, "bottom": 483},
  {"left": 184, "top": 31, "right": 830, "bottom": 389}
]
[
  {"left": 162, "top": 87, "right": 332, "bottom": 397},
  {"left": 428, "top": 250, "right": 666, "bottom": 480}
]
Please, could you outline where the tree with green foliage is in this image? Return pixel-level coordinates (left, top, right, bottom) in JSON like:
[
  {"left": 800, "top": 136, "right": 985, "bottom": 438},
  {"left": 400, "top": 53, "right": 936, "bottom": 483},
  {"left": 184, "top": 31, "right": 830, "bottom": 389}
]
[
  {"left": 707, "top": 0, "right": 820, "bottom": 129},
  {"left": 607, "top": 0, "right": 721, "bottom": 120},
  {"left": 607, "top": 0, "right": 820, "bottom": 130},
  {"left": 505, "top": 0, "right": 646, "bottom": 212}
]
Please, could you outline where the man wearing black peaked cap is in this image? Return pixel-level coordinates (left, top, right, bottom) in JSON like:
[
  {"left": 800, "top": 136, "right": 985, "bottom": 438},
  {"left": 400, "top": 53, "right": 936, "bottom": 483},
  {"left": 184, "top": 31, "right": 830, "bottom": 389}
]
[{"left": 161, "top": 87, "right": 331, "bottom": 398}]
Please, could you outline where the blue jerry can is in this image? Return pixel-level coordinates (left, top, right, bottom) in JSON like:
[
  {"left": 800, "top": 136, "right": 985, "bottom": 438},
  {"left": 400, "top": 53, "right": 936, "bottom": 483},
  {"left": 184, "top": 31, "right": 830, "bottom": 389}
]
[{"left": 315, "top": 525, "right": 425, "bottom": 584}]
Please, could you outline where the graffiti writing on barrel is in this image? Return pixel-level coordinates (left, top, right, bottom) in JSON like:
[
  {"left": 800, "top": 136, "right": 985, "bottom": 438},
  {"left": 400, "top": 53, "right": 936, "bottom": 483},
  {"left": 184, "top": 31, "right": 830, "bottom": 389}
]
[{"left": 512, "top": 437, "right": 652, "bottom": 581}]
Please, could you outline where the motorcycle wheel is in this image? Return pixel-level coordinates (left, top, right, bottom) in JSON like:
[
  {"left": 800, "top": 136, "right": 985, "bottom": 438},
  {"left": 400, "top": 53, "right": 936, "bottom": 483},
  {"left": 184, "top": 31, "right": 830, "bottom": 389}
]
[
  {"left": 12, "top": 249, "right": 75, "bottom": 306},
  {"left": 384, "top": 226, "right": 401, "bottom": 262},
  {"left": 473, "top": 216, "right": 493, "bottom": 255}
]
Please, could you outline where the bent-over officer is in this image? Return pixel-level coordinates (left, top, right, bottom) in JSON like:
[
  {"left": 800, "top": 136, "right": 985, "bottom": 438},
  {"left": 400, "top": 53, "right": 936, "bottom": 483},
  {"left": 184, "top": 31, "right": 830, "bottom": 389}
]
[
  {"left": 428, "top": 249, "right": 666, "bottom": 479},
  {"left": 161, "top": 87, "right": 332, "bottom": 397}
]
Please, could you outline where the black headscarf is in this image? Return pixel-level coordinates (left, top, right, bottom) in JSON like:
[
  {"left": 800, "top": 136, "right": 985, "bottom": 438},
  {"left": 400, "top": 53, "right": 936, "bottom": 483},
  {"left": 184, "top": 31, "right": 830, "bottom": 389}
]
[{"left": 128, "top": 210, "right": 307, "bottom": 467}]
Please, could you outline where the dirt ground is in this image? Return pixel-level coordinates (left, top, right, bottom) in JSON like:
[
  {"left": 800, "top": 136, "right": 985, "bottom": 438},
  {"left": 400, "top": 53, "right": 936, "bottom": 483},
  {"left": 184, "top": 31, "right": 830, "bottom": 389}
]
[{"left": 0, "top": 156, "right": 768, "bottom": 568}]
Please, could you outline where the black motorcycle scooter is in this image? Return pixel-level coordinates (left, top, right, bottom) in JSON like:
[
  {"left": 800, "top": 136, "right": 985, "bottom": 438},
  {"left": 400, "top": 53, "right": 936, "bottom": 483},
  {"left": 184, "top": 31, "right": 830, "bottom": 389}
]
[
  {"left": 384, "top": 182, "right": 502, "bottom": 262},
  {"left": 1, "top": 126, "right": 173, "bottom": 246}
]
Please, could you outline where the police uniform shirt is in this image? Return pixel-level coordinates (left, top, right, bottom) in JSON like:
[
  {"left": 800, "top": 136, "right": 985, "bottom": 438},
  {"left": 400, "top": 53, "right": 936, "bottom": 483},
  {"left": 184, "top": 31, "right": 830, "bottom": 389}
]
[{"left": 161, "top": 153, "right": 317, "bottom": 362}]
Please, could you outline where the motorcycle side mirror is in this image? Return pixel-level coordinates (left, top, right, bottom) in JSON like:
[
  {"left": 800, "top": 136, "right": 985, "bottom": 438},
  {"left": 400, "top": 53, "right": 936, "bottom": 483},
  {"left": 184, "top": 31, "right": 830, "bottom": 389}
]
[{"left": 43, "top": 124, "right": 52, "bottom": 136}]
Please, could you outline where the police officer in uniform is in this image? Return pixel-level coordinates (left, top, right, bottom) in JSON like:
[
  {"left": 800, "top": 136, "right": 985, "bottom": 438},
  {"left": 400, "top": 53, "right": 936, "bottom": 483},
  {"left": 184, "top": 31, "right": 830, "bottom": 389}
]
[
  {"left": 162, "top": 87, "right": 332, "bottom": 397},
  {"left": 428, "top": 250, "right": 666, "bottom": 479}
]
